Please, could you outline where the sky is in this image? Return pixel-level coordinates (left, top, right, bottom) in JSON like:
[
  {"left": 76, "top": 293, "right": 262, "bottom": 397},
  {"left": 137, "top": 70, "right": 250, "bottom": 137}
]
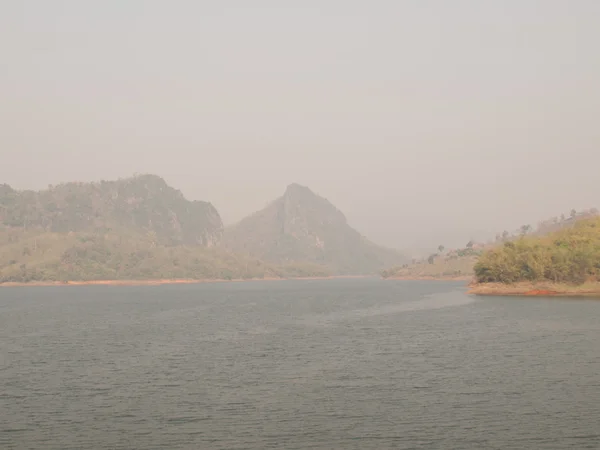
[{"left": 1, "top": 1, "right": 599, "bottom": 251}]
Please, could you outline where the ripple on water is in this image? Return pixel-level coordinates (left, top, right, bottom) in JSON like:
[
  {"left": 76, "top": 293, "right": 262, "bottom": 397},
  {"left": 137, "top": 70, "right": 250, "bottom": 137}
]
[{"left": 1, "top": 280, "right": 599, "bottom": 449}]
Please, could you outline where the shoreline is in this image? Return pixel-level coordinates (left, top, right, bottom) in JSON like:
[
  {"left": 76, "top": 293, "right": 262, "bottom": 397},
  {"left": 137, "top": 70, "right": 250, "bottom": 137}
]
[
  {"left": 8, "top": 276, "right": 598, "bottom": 297},
  {"left": 468, "top": 281, "right": 600, "bottom": 297},
  {"left": 383, "top": 275, "right": 471, "bottom": 281},
  {"left": 0, "top": 275, "right": 372, "bottom": 288}
]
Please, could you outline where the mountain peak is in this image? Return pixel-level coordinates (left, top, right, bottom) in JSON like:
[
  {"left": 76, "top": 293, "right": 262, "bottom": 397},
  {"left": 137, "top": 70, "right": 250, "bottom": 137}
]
[{"left": 284, "top": 183, "right": 312, "bottom": 196}]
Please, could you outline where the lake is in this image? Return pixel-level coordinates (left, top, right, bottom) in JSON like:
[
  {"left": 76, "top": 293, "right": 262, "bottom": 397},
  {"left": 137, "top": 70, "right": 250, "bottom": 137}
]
[{"left": 1, "top": 279, "right": 599, "bottom": 449}]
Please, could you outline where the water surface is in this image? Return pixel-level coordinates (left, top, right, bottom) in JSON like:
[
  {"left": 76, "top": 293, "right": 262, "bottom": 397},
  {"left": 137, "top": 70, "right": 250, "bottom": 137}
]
[{"left": 1, "top": 279, "right": 599, "bottom": 449}]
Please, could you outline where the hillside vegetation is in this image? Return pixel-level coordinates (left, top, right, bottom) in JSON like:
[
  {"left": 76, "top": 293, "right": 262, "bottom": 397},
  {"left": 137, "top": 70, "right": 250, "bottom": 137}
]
[
  {"left": 474, "top": 217, "right": 600, "bottom": 285},
  {"left": 382, "top": 209, "right": 599, "bottom": 280},
  {"left": 382, "top": 247, "right": 481, "bottom": 279},
  {"left": 0, "top": 227, "right": 331, "bottom": 283}
]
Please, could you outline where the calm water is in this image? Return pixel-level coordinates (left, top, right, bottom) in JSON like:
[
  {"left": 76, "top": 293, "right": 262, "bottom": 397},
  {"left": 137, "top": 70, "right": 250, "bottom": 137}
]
[{"left": 1, "top": 279, "right": 600, "bottom": 449}]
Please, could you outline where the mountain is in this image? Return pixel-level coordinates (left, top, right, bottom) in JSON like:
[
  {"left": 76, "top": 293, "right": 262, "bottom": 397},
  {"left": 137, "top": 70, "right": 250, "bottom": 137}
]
[
  {"left": 0, "top": 176, "right": 403, "bottom": 283},
  {"left": 0, "top": 176, "right": 335, "bottom": 283},
  {"left": 0, "top": 174, "right": 223, "bottom": 246},
  {"left": 222, "top": 183, "right": 406, "bottom": 274}
]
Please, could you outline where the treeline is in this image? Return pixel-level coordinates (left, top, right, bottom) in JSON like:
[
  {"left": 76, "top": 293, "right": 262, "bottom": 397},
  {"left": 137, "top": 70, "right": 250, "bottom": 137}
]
[
  {"left": 0, "top": 228, "right": 331, "bottom": 283},
  {"left": 474, "top": 217, "right": 600, "bottom": 285},
  {"left": 491, "top": 208, "right": 599, "bottom": 243}
]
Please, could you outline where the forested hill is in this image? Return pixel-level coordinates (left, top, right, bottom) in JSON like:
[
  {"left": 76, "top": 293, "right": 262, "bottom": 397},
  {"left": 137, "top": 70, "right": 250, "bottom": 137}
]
[{"left": 0, "top": 174, "right": 223, "bottom": 246}]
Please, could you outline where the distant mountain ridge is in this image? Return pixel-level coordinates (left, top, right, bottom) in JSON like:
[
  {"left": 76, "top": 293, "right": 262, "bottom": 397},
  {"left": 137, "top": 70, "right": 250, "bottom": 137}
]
[
  {"left": 222, "top": 183, "right": 406, "bottom": 274},
  {"left": 0, "top": 174, "right": 223, "bottom": 246},
  {"left": 0, "top": 175, "right": 404, "bottom": 283}
]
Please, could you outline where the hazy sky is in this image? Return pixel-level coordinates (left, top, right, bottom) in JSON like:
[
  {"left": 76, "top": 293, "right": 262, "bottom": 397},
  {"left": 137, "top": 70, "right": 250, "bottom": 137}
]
[{"left": 1, "top": 1, "right": 599, "bottom": 250}]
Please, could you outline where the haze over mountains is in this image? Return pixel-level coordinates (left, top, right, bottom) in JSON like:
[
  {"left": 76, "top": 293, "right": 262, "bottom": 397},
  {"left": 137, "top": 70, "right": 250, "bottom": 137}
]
[
  {"left": 223, "top": 183, "right": 405, "bottom": 274},
  {"left": 0, "top": 175, "right": 405, "bottom": 282},
  {"left": 3, "top": 2, "right": 600, "bottom": 253}
]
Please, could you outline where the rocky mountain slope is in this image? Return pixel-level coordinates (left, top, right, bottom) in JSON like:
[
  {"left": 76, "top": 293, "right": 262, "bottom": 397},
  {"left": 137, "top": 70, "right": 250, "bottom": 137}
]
[{"left": 222, "top": 184, "right": 406, "bottom": 274}]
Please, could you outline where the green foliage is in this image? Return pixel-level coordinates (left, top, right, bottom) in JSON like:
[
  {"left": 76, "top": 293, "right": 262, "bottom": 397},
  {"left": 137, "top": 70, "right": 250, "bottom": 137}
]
[
  {"left": 474, "top": 217, "right": 600, "bottom": 285},
  {"left": 0, "top": 228, "right": 332, "bottom": 283}
]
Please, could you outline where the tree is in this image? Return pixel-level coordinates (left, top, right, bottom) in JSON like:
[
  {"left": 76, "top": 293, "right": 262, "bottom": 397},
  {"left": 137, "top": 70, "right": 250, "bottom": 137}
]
[
  {"left": 571, "top": 209, "right": 577, "bottom": 218},
  {"left": 466, "top": 240, "right": 474, "bottom": 249},
  {"left": 438, "top": 245, "right": 445, "bottom": 253},
  {"left": 427, "top": 254, "right": 436, "bottom": 264},
  {"left": 502, "top": 230, "right": 510, "bottom": 242},
  {"left": 520, "top": 224, "right": 532, "bottom": 236}
]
